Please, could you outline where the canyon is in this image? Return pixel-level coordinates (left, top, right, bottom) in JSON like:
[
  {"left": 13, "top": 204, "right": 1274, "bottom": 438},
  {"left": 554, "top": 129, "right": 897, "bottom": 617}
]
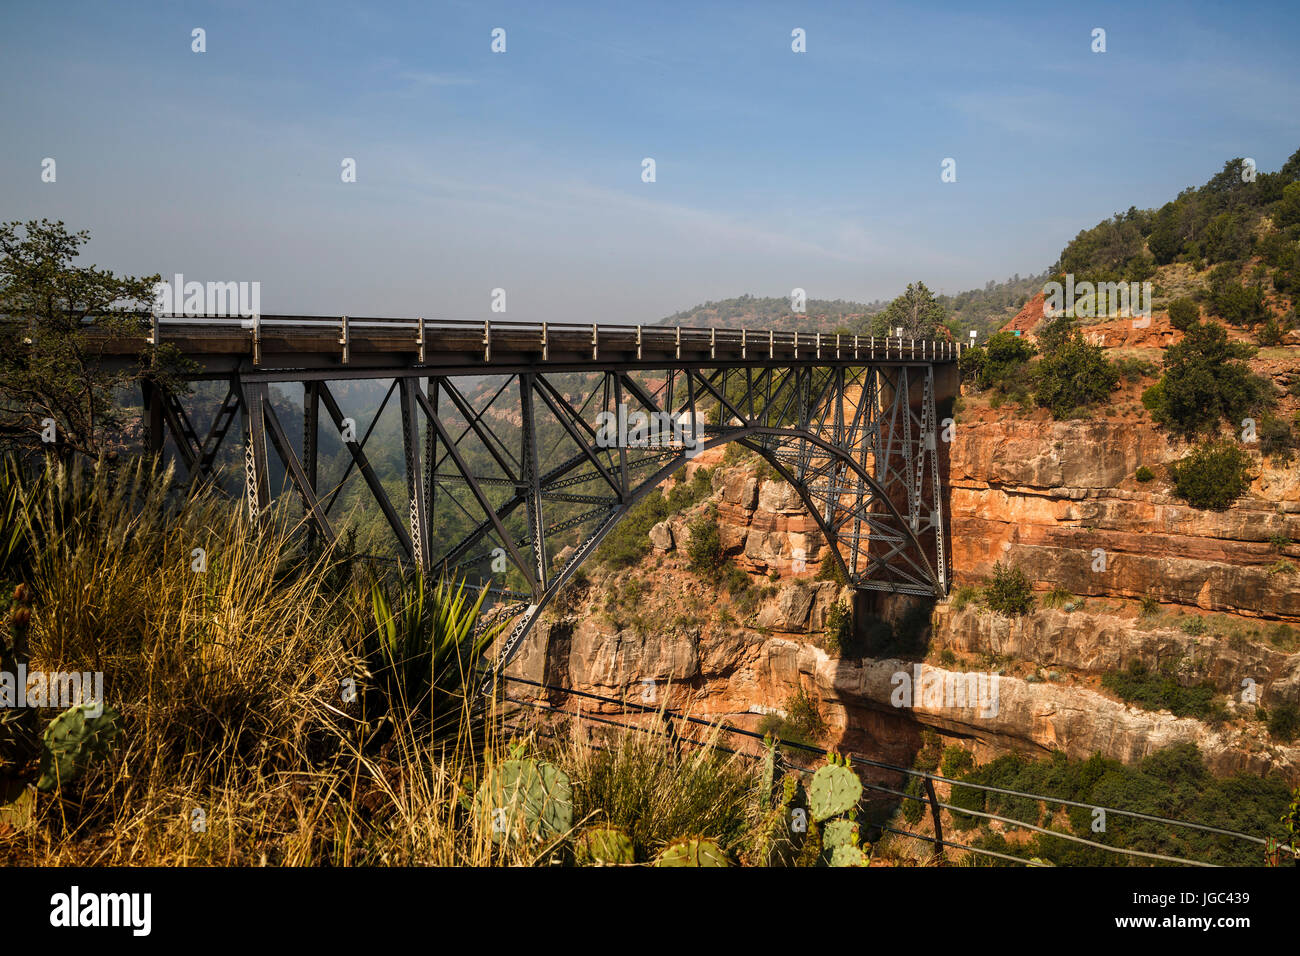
[{"left": 506, "top": 397, "right": 1300, "bottom": 786}]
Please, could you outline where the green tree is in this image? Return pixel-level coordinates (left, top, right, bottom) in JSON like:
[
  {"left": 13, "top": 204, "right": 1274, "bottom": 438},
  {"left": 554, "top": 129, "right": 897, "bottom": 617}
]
[
  {"left": 1275, "top": 182, "right": 1300, "bottom": 229},
  {"left": 1032, "top": 319, "right": 1118, "bottom": 418},
  {"left": 1167, "top": 298, "right": 1199, "bottom": 331},
  {"left": 686, "top": 508, "right": 725, "bottom": 576},
  {"left": 961, "top": 332, "right": 1036, "bottom": 392},
  {"left": 1169, "top": 441, "right": 1253, "bottom": 510},
  {"left": 873, "top": 281, "right": 945, "bottom": 338},
  {"left": 985, "top": 562, "right": 1034, "bottom": 616},
  {"left": 0, "top": 220, "right": 184, "bottom": 459},
  {"left": 1142, "top": 321, "right": 1272, "bottom": 439}
]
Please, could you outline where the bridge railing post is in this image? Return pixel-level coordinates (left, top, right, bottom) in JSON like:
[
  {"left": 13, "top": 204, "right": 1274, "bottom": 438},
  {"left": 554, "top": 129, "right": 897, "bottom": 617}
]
[{"left": 923, "top": 776, "right": 945, "bottom": 863}]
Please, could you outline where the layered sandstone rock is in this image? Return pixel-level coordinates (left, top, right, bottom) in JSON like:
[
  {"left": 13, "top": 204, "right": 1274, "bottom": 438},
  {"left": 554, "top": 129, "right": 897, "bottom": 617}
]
[
  {"left": 654, "top": 470, "right": 829, "bottom": 577},
  {"left": 949, "top": 419, "right": 1300, "bottom": 621},
  {"left": 507, "top": 407, "right": 1300, "bottom": 781}
]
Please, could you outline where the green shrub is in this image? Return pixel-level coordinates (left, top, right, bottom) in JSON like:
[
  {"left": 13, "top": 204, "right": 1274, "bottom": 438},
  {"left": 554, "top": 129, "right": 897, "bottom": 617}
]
[
  {"left": 1180, "top": 616, "right": 1207, "bottom": 636},
  {"left": 940, "top": 742, "right": 1294, "bottom": 866},
  {"left": 950, "top": 584, "right": 980, "bottom": 612},
  {"left": 1139, "top": 595, "right": 1160, "bottom": 617},
  {"left": 814, "top": 556, "right": 847, "bottom": 586},
  {"left": 1040, "top": 585, "right": 1072, "bottom": 609},
  {"left": 721, "top": 561, "right": 751, "bottom": 595},
  {"left": 901, "top": 775, "right": 926, "bottom": 824},
  {"left": 946, "top": 774, "right": 987, "bottom": 830},
  {"left": 984, "top": 562, "right": 1034, "bottom": 616},
  {"left": 823, "top": 599, "right": 852, "bottom": 655},
  {"left": 1257, "top": 318, "right": 1284, "bottom": 346},
  {"left": 962, "top": 332, "right": 1036, "bottom": 393},
  {"left": 595, "top": 469, "right": 714, "bottom": 569},
  {"left": 1033, "top": 326, "right": 1119, "bottom": 418},
  {"left": 686, "top": 508, "right": 725, "bottom": 576},
  {"left": 1258, "top": 414, "right": 1297, "bottom": 463},
  {"left": 940, "top": 746, "right": 974, "bottom": 779},
  {"left": 1142, "top": 321, "right": 1273, "bottom": 439},
  {"left": 1167, "top": 298, "right": 1200, "bottom": 331},
  {"left": 1209, "top": 279, "right": 1267, "bottom": 326},
  {"left": 757, "top": 687, "right": 827, "bottom": 748},
  {"left": 1168, "top": 441, "right": 1252, "bottom": 510},
  {"left": 1278, "top": 182, "right": 1300, "bottom": 229},
  {"left": 1113, "top": 356, "right": 1156, "bottom": 383},
  {"left": 1269, "top": 703, "right": 1300, "bottom": 742},
  {"left": 1101, "top": 661, "right": 1221, "bottom": 719},
  {"left": 1135, "top": 465, "right": 1155, "bottom": 482}
]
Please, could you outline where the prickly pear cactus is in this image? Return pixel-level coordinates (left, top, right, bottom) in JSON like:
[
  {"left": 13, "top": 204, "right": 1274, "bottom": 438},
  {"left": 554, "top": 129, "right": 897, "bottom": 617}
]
[
  {"left": 821, "top": 817, "right": 869, "bottom": 866},
  {"left": 807, "top": 760, "right": 862, "bottom": 821},
  {"left": 37, "top": 703, "right": 121, "bottom": 792},
  {"left": 477, "top": 758, "right": 573, "bottom": 845},
  {"left": 822, "top": 817, "right": 858, "bottom": 849},
  {"left": 576, "top": 826, "right": 635, "bottom": 865},
  {"left": 830, "top": 843, "right": 869, "bottom": 867},
  {"left": 656, "top": 837, "right": 728, "bottom": 867}
]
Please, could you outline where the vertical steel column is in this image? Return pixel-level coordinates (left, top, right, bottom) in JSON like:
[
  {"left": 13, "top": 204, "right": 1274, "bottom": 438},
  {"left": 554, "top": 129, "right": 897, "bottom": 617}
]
[
  {"left": 613, "top": 373, "right": 628, "bottom": 500},
  {"left": 823, "top": 367, "right": 846, "bottom": 532},
  {"left": 399, "top": 377, "right": 430, "bottom": 574},
  {"left": 141, "top": 380, "right": 165, "bottom": 455},
  {"left": 242, "top": 379, "right": 271, "bottom": 523},
  {"left": 518, "top": 373, "right": 548, "bottom": 593},
  {"left": 925, "top": 365, "right": 948, "bottom": 593},
  {"left": 897, "top": 367, "right": 918, "bottom": 532},
  {"left": 424, "top": 377, "right": 439, "bottom": 546},
  {"left": 795, "top": 367, "right": 811, "bottom": 481},
  {"left": 303, "top": 381, "right": 320, "bottom": 549}
]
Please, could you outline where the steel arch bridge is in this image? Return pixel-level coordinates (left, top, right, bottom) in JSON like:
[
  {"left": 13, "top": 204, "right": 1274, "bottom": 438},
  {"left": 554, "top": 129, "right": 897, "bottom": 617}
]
[{"left": 104, "top": 315, "right": 960, "bottom": 672}]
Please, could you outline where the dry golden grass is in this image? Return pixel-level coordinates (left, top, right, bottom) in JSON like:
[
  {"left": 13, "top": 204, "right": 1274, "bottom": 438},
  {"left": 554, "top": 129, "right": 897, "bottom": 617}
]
[{"left": 1, "top": 460, "right": 538, "bottom": 866}]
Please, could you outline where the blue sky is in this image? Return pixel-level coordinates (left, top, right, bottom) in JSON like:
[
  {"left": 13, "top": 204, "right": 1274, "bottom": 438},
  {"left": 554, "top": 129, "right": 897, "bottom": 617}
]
[{"left": 2, "top": 0, "right": 1298, "bottom": 322}]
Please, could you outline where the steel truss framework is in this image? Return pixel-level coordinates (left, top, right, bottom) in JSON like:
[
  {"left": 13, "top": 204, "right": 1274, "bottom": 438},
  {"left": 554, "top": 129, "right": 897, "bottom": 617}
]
[{"left": 144, "top": 339, "right": 952, "bottom": 675}]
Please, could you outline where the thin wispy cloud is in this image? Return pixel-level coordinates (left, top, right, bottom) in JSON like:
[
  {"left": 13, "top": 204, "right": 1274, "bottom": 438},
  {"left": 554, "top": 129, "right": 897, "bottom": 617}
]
[{"left": 398, "top": 70, "right": 475, "bottom": 88}]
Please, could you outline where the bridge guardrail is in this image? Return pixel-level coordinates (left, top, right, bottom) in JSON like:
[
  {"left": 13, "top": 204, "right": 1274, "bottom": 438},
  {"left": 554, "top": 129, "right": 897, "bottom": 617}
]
[{"left": 41, "top": 311, "right": 964, "bottom": 363}]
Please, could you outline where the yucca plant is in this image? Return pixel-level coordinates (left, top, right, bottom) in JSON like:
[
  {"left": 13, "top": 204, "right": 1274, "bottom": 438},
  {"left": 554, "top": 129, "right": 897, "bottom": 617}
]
[
  {"left": 366, "top": 574, "right": 505, "bottom": 743},
  {"left": 0, "top": 456, "right": 31, "bottom": 583}
]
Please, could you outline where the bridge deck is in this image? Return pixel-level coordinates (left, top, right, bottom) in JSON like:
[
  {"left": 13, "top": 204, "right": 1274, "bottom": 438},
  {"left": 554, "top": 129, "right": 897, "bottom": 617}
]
[{"left": 91, "top": 315, "right": 962, "bottom": 377}]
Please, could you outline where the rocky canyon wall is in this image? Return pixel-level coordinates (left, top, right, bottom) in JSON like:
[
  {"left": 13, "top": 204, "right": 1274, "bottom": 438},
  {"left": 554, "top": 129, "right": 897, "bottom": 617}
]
[{"left": 505, "top": 414, "right": 1300, "bottom": 783}]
